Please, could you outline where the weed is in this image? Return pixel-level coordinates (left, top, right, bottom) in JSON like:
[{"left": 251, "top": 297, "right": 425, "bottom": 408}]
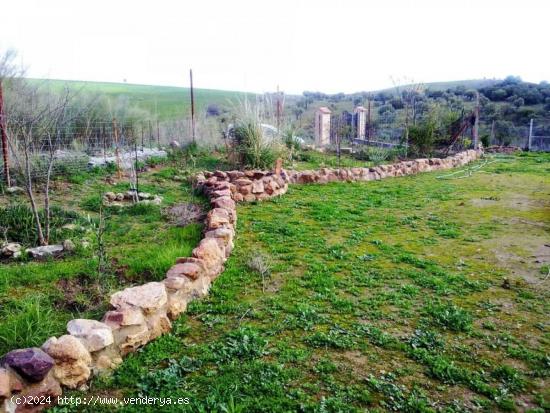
[{"left": 425, "top": 302, "right": 473, "bottom": 332}]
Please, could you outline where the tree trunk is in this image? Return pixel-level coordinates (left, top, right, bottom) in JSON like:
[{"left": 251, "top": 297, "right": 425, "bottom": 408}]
[{"left": 24, "top": 142, "right": 46, "bottom": 245}]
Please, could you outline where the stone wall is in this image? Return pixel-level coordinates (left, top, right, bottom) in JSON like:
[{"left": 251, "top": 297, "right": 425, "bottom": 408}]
[{"left": 0, "top": 149, "right": 482, "bottom": 412}]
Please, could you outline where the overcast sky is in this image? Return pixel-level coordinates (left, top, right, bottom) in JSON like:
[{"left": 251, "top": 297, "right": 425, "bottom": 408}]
[{"left": 1, "top": 0, "right": 548, "bottom": 94}]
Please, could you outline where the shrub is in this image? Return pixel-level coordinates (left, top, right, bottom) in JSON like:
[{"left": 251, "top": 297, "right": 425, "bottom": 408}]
[{"left": 232, "top": 121, "right": 281, "bottom": 169}]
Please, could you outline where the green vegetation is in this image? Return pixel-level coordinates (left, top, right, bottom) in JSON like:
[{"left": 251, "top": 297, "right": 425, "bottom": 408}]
[
  {"left": 27, "top": 78, "right": 253, "bottom": 121},
  {"left": 0, "top": 164, "right": 204, "bottom": 355},
  {"left": 56, "top": 152, "right": 549, "bottom": 412}
]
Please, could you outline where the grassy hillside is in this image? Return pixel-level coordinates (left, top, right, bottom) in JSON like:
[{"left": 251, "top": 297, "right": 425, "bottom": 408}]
[
  {"left": 27, "top": 79, "right": 255, "bottom": 120},
  {"left": 375, "top": 79, "right": 501, "bottom": 94}
]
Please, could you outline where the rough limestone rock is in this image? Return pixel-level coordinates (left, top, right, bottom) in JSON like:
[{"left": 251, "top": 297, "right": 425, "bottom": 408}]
[
  {"left": 102, "top": 307, "right": 145, "bottom": 329},
  {"left": 62, "top": 239, "right": 75, "bottom": 252},
  {"left": 251, "top": 180, "right": 264, "bottom": 194},
  {"left": 67, "top": 319, "right": 114, "bottom": 352},
  {"left": 145, "top": 311, "right": 172, "bottom": 341},
  {"left": 1, "top": 348, "right": 54, "bottom": 383},
  {"left": 42, "top": 335, "right": 91, "bottom": 388},
  {"left": 5, "top": 371, "right": 61, "bottom": 412},
  {"left": 102, "top": 308, "right": 148, "bottom": 356},
  {"left": 166, "top": 262, "right": 203, "bottom": 281},
  {"left": 104, "top": 192, "right": 116, "bottom": 201},
  {"left": 206, "top": 208, "right": 233, "bottom": 229},
  {"left": 26, "top": 245, "right": 64, "bottom": 259},
  {"left": 0, "top": 368, "right": 9, "bottom": 398},
  {"left": 192, "top": 238, "right": 225, "bottom": 271},
  {"left": 110, "top": 282, "right": 168, "bottom": 315},
  {"left": 212, "top": 189, "right": 231, "bottom": 198},
  {"left": 211, "top": 196, "right": 236, "bottom": 211},
  {"left": 1, "top": 243, "right": 21, "bottom": 258}
]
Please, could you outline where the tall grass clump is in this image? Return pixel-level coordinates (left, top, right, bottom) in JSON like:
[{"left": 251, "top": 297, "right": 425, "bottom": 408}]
[
  {"left": 0, "top": 296, "right": 65, "bottom": 355},
  {"left": 0, "top": 204, "right": 85, "bottom": 246},
  {"left": 229, "top": 99, "right": 285, "bottom": 169}
]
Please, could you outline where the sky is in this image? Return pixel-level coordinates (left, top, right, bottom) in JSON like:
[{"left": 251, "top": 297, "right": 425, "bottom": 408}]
[{"left": 1, "top": 0, "right": 549, "bottom": 94}]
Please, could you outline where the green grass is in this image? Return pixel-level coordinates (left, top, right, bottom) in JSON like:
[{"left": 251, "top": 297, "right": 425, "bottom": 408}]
[
  {"left": 0, "top": 163, "right": 205, "bottom": 355},
  {"left": 27, "top": 79, "right": 254, "bottom": 120},
  {"left": 56, "top": 152, "right": 549, "bottom": 412}
]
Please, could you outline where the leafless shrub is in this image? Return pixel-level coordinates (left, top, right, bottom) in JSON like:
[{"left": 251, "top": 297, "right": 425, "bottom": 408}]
[
  {"left": 164, "top": 202, "right": 204, "bottom": 227},
  {"left": 247, "top": 252, "right": 272, "bottom": 292}
]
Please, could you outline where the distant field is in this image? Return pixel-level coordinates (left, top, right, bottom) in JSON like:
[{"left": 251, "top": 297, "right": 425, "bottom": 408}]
[{"left": 27, "top": 79, "right": 255, "bottom": 120}]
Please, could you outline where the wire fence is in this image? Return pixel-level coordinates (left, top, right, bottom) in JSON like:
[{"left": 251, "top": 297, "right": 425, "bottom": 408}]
[{"left": 0, "top": 117, "right": 213, "bottom": 183}]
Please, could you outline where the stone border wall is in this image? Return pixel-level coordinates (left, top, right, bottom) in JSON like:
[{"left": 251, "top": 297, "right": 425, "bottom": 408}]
[{"left": 0, "top": 149, "right": 482, "bottom": 412}]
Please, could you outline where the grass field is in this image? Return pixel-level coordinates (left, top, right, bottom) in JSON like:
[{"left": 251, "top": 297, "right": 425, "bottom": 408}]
[
  {"left": 27, "top": 79, "right": 254, "bottom": 120},
  {"left": 55, "top": 152, "right": 550, "bottom": 412},
  {"left": 0, "top": 165, "right": 206, "bottom": 356}
]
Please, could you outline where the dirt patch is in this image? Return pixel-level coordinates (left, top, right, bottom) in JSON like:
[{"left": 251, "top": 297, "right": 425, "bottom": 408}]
[
  {"left": 55, "top": 277, "right": 105, "bottom": 312},
  {"left": 164, "top": 202, "right": 205, "bottom": 227}
]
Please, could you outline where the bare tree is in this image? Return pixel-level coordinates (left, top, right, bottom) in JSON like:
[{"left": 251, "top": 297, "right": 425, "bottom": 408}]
[{"left": 5, "top": 81, "right": 76, "bottom": 245}]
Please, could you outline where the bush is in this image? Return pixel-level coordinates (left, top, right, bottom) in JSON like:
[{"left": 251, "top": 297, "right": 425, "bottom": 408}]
[
  {"left": 232, "top": 121, "right": 282, "bottom": 169},
  {"left": 408, "top": 118, "right": 437, "bottom": 157}
]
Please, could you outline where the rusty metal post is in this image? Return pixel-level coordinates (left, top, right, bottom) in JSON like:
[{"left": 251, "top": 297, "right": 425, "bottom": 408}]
[
  {"left": 0, "top": 81, "right": 11, "bottom": 187},
  {"left": 190, "top": 69, "right": 196, "bottom": 144}
]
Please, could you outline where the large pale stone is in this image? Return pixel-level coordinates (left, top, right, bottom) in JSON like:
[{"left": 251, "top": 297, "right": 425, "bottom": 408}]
[
  {"left": 211, "top": 189, "right": 231, "bottom": 198},
  {"left": 102, "top": 307, "right": 145, "bottom": 330},
  {"left": 166, "top": 262, "right": 203, "bottom": 281},
  {"left": 109, "top": 282, "right": 167, "bottom": 314},
  {"left": 1, "top": 348, "right": 54, "bottom": 383},
  {"left": 238, "top": 184, "right": 252, "bottom": 195},
  {"left": 42, "top": 335, "right": 91, "bottom": 388},
  {"left": 67, "top": 319, "right": 114, "bottom": 352},
  {"left": 206, "top": 208, "right": 230, "bottom": 229},
  {"left": 7, "top": 371, "right": 61, "bottom": 412},
  {"left": 166, "top": 289, "right": 189, "bottom": 319},
  {"left": 211, "top": 196, "right": 236, "bottom": 211},
  {"left": 146, "top": 311, "right": 172, "bottom": 341},
  {"left": 251, "top": 180, "right": 265, "bottom": 194},
  {"left": 192, "top": 238, "right": 225, "bottom": 270},
  {"left": 26, "top": 245, "right": 64, "bottom": 259}
]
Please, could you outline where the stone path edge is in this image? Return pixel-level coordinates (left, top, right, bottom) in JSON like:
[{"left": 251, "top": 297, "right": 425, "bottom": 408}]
[{"left": 0, "top": 149, "right": 482, "bottom": 412}]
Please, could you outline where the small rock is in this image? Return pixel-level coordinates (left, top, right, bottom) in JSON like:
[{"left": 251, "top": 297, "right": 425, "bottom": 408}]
[
  {"left": 138, "top": 192, "right": 152, "bottom": 200},
  {"left": 103, "top": 192, "right": 116, "bottom": 202},
  {"left": 1, "top": 348, "right": 54, "bottom": 382},
  {"left": 62, "top": 239, "right": 76, "bottom": 252},
  {"left": 67, "top": 319, "right": 114, "bottom": 352},
  {"left": 26, "top": 244, "right": 64, "bottom": 259},
  {"left": 5, "top": 186, "right": 24, "bottom": 195},
  {"left": 1, "top": 242, "right": 21, "bottom": 257}
]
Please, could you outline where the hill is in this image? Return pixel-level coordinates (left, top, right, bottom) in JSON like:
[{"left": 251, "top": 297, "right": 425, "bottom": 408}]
[{"left": 26, "top": 78, "right": 254, "bottom": 120}]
